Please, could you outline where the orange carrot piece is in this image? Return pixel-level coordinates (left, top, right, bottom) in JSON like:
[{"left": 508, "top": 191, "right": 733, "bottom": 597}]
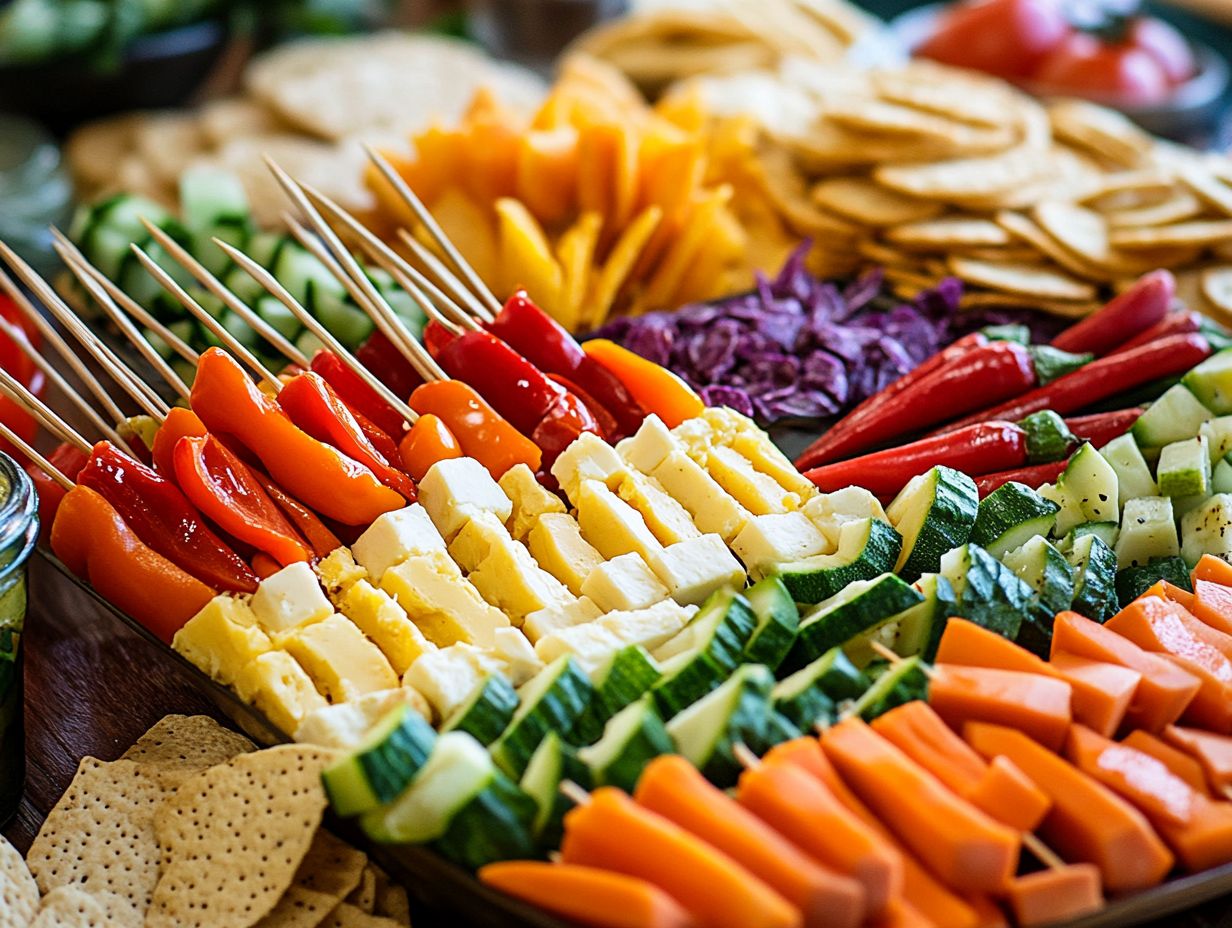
[
  {"left": 1051, "top": 611, "right": 1200, "bottom": 733},
  {"left": 560, "top": 788, "right": 801, "bottom": 928},
  {"left": 929, "top": 664, "right": 1073, "bottom": 751},
  {"left": 1172, "top": 603, "right": 1232, "bottom": 662},
  {"left": 1123, "top": 730, "right": 1214, "bottom": 797},
  {"left": 1048, "top": 652, "right": 1141, "bottom": 738},
  {"left": 635, "top": 756, "right": 865, "bottom": 928},
  {"left": 965, "top": 722, "right": 1174, "bottom": 892},
  {"left": 1193, "top": 554, "right": 1232, "bottom": 588},
  {"left": 870, "top": 900, "right": 935, "bottom": 928},
  {"left": 1192, "top": 579, "right": 1232, "bottom": 636},
  {"left": 1138, "top": 579, "right": 1195, "bottom": 611},
  {"left": 1004, "top": 865, "right": 1103, "bottom": 927},
  {"left": 1163, "top": 725, "right": 1232, "bottom": 793},
  {"left": 478, "top": 861, "right": 697, "bottom": 928},
  {"left": 964, "top": 755, "right": 1052, "bottom": 834},
  {"left": 821, "top": 718, "right": 1020, "bottom": 894},
  {"left": 935, "top": 618, "right": 1060, "bottom": 677}
]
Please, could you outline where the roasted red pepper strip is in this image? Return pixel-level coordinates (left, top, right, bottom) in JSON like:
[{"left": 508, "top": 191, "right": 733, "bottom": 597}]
[
  {"left": 152, "top": 407, "right": 209, "bottom": 477},
  {"left": 410, "top": 380, "right": 541, "bottom": 478},
  {"left": 248, "top": 469, "right": 341, "bottom": 558},
  {"left": 549, "top": 373, "right": 617, "bottom": 441},
  {"left": 173, "top": 435, "right": 312, "bottom": 567},
  {"left": 1066, "top": 408, "right": 1143, "bottom": 449},
  {"left": 804, "top": 421, "right": 1028, "bottom": 497},
  {"left": 488, "top": 291, "right": 645, "bottom": 438},
  {"left": 51, "top": 486, "right": 215, "bottom": 643},
  {"left": 796, "top": 341, "right": 1035, "bottom": 470},
  {"left": 278, "top": 372, "right": 418, "bottom": 501},
  {"left": 1051, "top": 270, "right": 1173, "bottom": 356},
  {"left": 532, "top": 389, "right": 603, "bottom": 465},
  {"left": 355, "top": 330, "right": 425, "bottom": 403},
  {"left": 399, "top": 413, "right": 463, "bottom": 482},
  {"left": 28, "top": 442, "right": 89, "bottom": 534},
  {"left": 191, "top": 348, "right": 404, "bottom": 525},
  {"left": 974, "top": 460, "right": 1070, "bottom": 498},
  {"left": 77, "top": 440, "right": 258, "bottom": 593},
  {"left": 422, "top": 319, "right": 460, "bottom": 359},
  {"left": 309, "top": 348, "right": 407, "bottom": 440},
  {"left": 436, "top": 330, "right": 567, "bottom": 435}
]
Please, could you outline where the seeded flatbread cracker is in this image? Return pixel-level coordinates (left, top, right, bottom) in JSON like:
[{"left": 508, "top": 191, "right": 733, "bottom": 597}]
[
  {"left": 811, "top": 177, "right": 941, "bottom": 227},
  {"left": 1109, "top": 220, "right": 1232, "bottom": 250},
  {"left": 320, "top": 904, "right": 404, "bottom": 928},
  {"left": 948, "top": 256, "right": 1098, "bottom": 302},
  {"left": 295, "top": 830, "right": 368, "bottom": 902},
  {"left": 346, "top": 866, "right": 378, "bottom": 914},
  {"left": 65, "top": 114, "right": 141, "bottom": 191},
  {"left": 369, "top": 867, "right": 410, "bottom": 926},
  {"left": 874, "top": 146, "right": 1045, "bottom": 203},
  {"left": 254, "top": 886, "right": 342, "bottom": 928},
  {"left": 0, "top": 833, "right": 38, "bottom": 928},
  {"left": 122, "top": 714, "right": 254, "bottom": 788},
  {"left": 29, "top": 888, "right": 110, "bottom": 928}
]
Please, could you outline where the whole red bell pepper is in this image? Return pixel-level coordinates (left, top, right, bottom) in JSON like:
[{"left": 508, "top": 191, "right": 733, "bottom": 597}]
[
  {"left": 309, "top": 349, "right": 407, "bottom": 440},
  {"left": 974, "top": 460, "right": 1069, "bottom": 498},
  {"left": 77, "top": 441, "right": 259, "bottom": 593},
  {"left": 355, "top": 330, "right": 425, "bottom": 404},
  {"left": 1051, "top": 270, "right": 1173, "bottom": 356},
  {"left": 249, "top": 470, "right": 341, "bottom": 558},
  {"left": 28, "top": 442, "right": 89, "bottom": 534},
  {"left": 1066, "top": 408, "right": 1143, "bottom": 450},
  {"left": 173, "top": 435, "right": 312, "bottom": 567}
]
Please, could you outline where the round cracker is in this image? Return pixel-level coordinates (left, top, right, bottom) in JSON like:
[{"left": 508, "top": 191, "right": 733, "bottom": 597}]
[
  {"left": 64, "top": 114, "right": 141, "bottom": 190},
  {"left": 948, "top": 255, "right": 1098, "bottom": 302},
  {"left": 1032, "top": 201, "right": 1113, "bottom": 266},
  {"left": 1109, "top": 220, "right": 1232, "bottom": 250},
  {"left": 29, "top": 887, "right": 110, "bottom": 928},
  {"left": 1178, "top": 165, "right": 1232, "bottom": 218},
  {"left": 132, "top": 111, "right": 206, "bottom": 187},
  {"left": 1202, "top": 267, "right": 1232, "bottom": 316},
  {"left": 0, "top": 833, "right": 38, "bottom": 928},
  {"left": 996, "top": 210, "right": 1108, "bottom": 283},
  {"left": 1105, "top": 193, "right": 1203, "bottom": 229},
  {"left": 874, "top": 145, "right": 1046, "bottom": 202},
  {"left": 886, "top": 217, "right": 1011, "bottom": 250},
  {"left": 811, "top": 176, "right": 942, "bottom": 227},
  {"left": 198, "top": 98, "right": 287, "bottom": 148}
]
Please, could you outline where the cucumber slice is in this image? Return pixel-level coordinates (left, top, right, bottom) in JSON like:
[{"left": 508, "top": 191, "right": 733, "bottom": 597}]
[
  {"left": 1067, "top": 534, "right": 1118, "bottom": 622},
  {"left": 1115, "top": 497, "right": 1180, "bottom": 569},
  {"left": 1158, "top": 436, "right": 1211, "bottom": 499},
  {"left": 322, "top": 703, "right": 437, "bottom": 816},
  {"left": 1059, "top": 443, "right": 1120, "bottom": 523},
  {"left": 1132, "top": 385, "right": 1214, "bottom": 450},
  {"left": 275, "top": 243, "right": 346, "bottom": 307},
  {"left": 1215, "top": 458, "right": 1232, "bottom": 495},
  {"left": 1181, "top": 494, "right": 1232, "bottom": 567},
  {"left": 1116, "top": 557, "right": 1194, "bottom": 607},
  {"left": 311, "top": 282, "right": 375, "bottom": 349},
  {"left": 886, "top": 466, "right": 978, "bottom": 581},
  {"left": 651, "top": 589, "right": 758, "bottom": 716},
  {"left": 1061, "top": 522, "right": 1120, "bottom": 554},
  {"left": 970, "top": 482, "right": 1059, "bottom": 559},
  {"left": 742, "top": 576, "right": 799, "bottom": 670},
  {"left": 1100, "top": 434, "right": 1157, "bottom": 503},
  {"left": 894, "top": 572, "right": 959, "bottom": 661},
  {"left": 1182, "top": 348, "right": 1232, "bottom": 414},
  {"left": 80, "top": 194, "right": 170, "bottom": 277},
  {"left": 789, "top": 573, "right": 924, "bottom": 668},
  {"left": 577, "top": 695, "right": 673, "bottom": 792},
  {"left": 1018, "top": 409, "right": 1077, "bottom": 464},
  {"left": 775, "top": 517, "right": 901, "bottom": 604},
  {"left": 442, "top": 673, "right": 519, "bottom": 747},
  {"left": 520, "top": 732, "right": 590, "bottom": 848},
  {"left": 772, "top": 648, "right": 868, "bottom": 730},
  {"left": 1003, "top": 536, "right": 1074, "bottom": 654},
  {"left": 575, "top": 645, "right": 662, "bottom": 745},
  {"left": 1200, "top": 417, "right": 1232, "bottom": 464},
  {"left": 1039, "top": 482, "right": 1086, "bottom": 538},
  {"left": 255, "top": 295, "right": 303, "bottom": 341},
  {"left": 849, "top": 656, "right": 931, "bottom": 722},
  {"left": 179, "top": 167, "right": 251, "bottom": 232},
  {"left": 490, "top": 656, "right": 594, "bottom": 778},
  {"left": 434, "top": 767, "right": 539, "bottom": 869},
  {"left": 1025, "top": 347, "right": 1092, "bottom": 387},
  {"left": 941, "top": 543, "right": 1032, "bottom": 644}
]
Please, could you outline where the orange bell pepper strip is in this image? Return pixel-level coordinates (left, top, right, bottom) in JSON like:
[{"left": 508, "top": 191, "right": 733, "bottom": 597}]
[
  {"left": 248, "top": 469, "right": 341, "bottom": 559},
  {"left": 190, "top": 348, "right": 403, "bottom": 525},
  {"left": 152, "top": 407, "right": 208, "bottom": 478},
  {"left": 935, "top": 618, "right": 1060, "bottom": 678},
  {"left": 409, "top": 379, "right": 541, "bottom": 478},
  {"left": 50, "top": 486, "right": 214, "bottom": 642},
  {"left": 398, "top": 413, "right": 463, "bottom": 482},
  {"left": 560, "top": 787, "right": 802, "bottom": 928},
  {"left": 1051, "top": 611, "right": 1200, "bottom": 733},
  {"left": 738, "top": 752, "right": 898, "bottom": 919},
  {"left": 928, "top": 664, "right": 1073, "bottom": 752},
  {"left": 634, "top": 756, "right": 865, "bottom": 928},
  {"left": 173, "top": 435, "right": 311, "bottom": 567},
  {"left": 1003, "top": 865, "right": 1103, "bottom": 928},
  {"left": 1123, "top": 730, "right": 1214, "bottom": 798},
  {"left": 478, "top": 861, "right": 696, "bottom": 928},
  {"left": 27, "top": 442, "right": 88, "bottom": 533},
  {"left": 1191, "top": 578, "right": 1232, "bottom": 636},
  {"left": 1138, "top": 579, "right": 1195, "bottom": 611},
  {"left": 1162, "top": 725, "right": 1232, "bottom": 794},
  {"left": 251, "top": 552, "right": 282, "bottom": 579},
  {"left": 1193, "top": 553, "right": 1232, "bottom": 588},
  {"left": 965, "top": 722, "right": 1174, "bottom": 892},
  {"left": 582, "top": 339, "right": 704, "bottom": 428},
  {"left": 1047, "top": 652, "right": 1141, "bottom": 738}
]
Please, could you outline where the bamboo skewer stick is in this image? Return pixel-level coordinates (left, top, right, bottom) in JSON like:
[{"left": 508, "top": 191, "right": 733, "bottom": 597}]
[
  {"left": 0, "top": 367, "right": 92, "bottom": 455},
  {"left": 0, "top": 419, "right": 72, "bottom": 490},
  {"left": 398, "top": 231, "right": 492, "bottom": 324}
]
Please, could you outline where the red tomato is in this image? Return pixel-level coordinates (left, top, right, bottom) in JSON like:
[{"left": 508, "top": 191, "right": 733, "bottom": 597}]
[
  {"left": 1129, "top": 16, "right": 1196, "bottom": 85},
  {"left": 1033, "top": 33, "right": 1171, "bottom": 106},
  {"left": 916, "top": 0, "right": 1071, "bottom": 79}
]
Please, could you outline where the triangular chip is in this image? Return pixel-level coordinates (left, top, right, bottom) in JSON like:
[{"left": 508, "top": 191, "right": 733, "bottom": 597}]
[
  {"left": 584, "top": 205, "right": 661, "bottom": 328},
  {"left": 495, "top": 197, "right": 562, "bottom": 307},
  {"left": 370, "top": 866, "right": 411, "bottom": 926},
  {"left": 122, "top": 714, "right": 254, "bottom": 789},
  {"left": 0, "top": 833, "right": 38, "bottom": 928}
]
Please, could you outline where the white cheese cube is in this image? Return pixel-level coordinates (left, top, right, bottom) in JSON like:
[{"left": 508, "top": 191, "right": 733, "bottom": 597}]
[
  {"left": 527, "top": 513, "right": 604, "bottom": 597},
  {"left": 351, "top": 504, "right": 448, "bottom": 582},
  {"left": 803, "top": 487, "right": 887, "bottom": 547},
  {"left": 650, "top": 451, "right": 750, "bottom": 542},
  {"left": 523, "top": 597, "right": 603, "bottom": 643},
  {"left": 294, "top": 687, "right": 429, "bottom": 749},
  {"left": 617, "top": 414, "right": 679, "bottom": 474},
  {"left": 646, "top": 534, "right": 747, "bottom": 606},
  {"left": 448, "top": 511, "right": 510, "bottom": 572},
  {"left": 403, "top": 643, "right": 508, "bottom": 720},
  {"left": 733, "top": 512, "right": 829, "bottom": 579},
  {"left": 551, "top": 431, "right": 626, "bottom": 503},
  {"left": 469, "top": 535, "right": 574, "bottom": 624},
  {"left": 499, "top": 463, "right": 566, "bottom": 540},
  {"left": 672, "top": 417, "right": 716, "bottom": 458},
  {"left": 705, "top": 445, "right": 799, "bottom": 515},
  {"left": 380, "top": 552, "right": 510, "bottom": 648},
  {"left": 731, "top": 431, "right": 817, "bottom": 499},
  {"left": 250, "top": 562, "right": 334, "bottom": 635},
  {"left": 598, "top": 600, "right": 696, "bottom": 652},
  {"left": 701, "top": 406, "right": 758, "bottom": 441},
  {"left": 618, "top": 472, "right": 703, "bottom": 546},
  {"left": 534, "top": 622, "right": 627, "bottom": 671},
  {"left": 419, "top": 457, "right": 512, "bottom": 541},
  {"left": 576, "top": 479, "right": 663, "bottom": 562},
  {"left": 281, "top": 614, "right": 399, "bottom": 703},
  {"left": 582, "top": 553, "right": 670, "bottom": 612},
  {"left": 492, "top": 628, "right": 544, "bottom": 686}
]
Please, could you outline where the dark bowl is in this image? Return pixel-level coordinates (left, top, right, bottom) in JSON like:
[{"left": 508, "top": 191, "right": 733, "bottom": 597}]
[{"left": 0, "top": 19, "right": 229, "bottom": 135}]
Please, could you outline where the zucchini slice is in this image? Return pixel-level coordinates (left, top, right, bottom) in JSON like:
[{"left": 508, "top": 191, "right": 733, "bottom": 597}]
[
  {"left": 1158, "top": 436, "right": 1211, "bottom": 499},
  {"left": 788, "top": 573, "right": 924, "bottom": 668},
  {"left": 1067, "top": 534, "right": 1118, "bottom": 623},
  {"left": 1181, "top": 348, "right": 1232, "bottom": 415},
  {"left": 442, "top": 674, "right": 519, "bottom": 747},
  {"left": 1115, "top": 497, "right": 1179, "bottom": 569},
  {"left": 322, "top": 703, "right": 437, "bottom": 817},
  {"left": 848, "top": 657, "right": 931, "bottom": 722},
  {"left": 940, "top": 543, "right": 1031, "bottom": 644},
  {"left": 894, "top": 572, "right": 959, "bottom": 661},
  {"left": 1059, "top": 443, "right": 1120, "bottom": 523},
  {"left": 775, "top": 517, "right": 902, "bottom": 604},
  {"left": 887, "top": 466, "right": 978, "bottom": 582},
  {"left": 577, "top": 695, "right": 673, "bottom": 792},
  {"left": 772, "top": 647, "right": 868, "bottom": 730},
  {"left": 575, "top": 645, "right": 663, "bottom": 745},
  {"left": 1132, "top": 384, "right": 1213, "bottom": 450},
  {"left": 742, "top": 576, "right": 800, "bottom": 670},
  {"left": 1003, "top": 536, "right": 1075, "bottom": 654},
  {"left": 1181, "top": 494, "right": 1232, "bottom": 567},
  {"left": 1115, "top": 556, "right": 1194, "bottom": 607},
  {"left": 520, "top": 732, "right": 590, "bottom": 848},
  {"left": 970, "top": 482, "right": 1059, "bottom": 560},
  {"left": 651, "top": 589, "right": 758, "bottom": 716},
  {"left": 490, "top": 656, "right": 594, "bottom": 778},
  {"left": 1100, "top": 434, "right": 1157, "bottom": 503}
]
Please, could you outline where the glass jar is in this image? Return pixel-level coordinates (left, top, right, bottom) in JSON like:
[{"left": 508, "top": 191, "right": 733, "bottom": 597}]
[
  {"left": 0, "top": 453, "right": 39, "bottom": 827},
  {"left": 0, "top": 114, "right": 73, "bottom": 280}
]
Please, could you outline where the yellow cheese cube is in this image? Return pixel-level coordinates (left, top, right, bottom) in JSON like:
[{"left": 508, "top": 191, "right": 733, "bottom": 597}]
[
  {"left": 598, "top": 600, "right": 695, "bottom": 652},
  {"left": 338, "top": 579, "right": 437, "bottom": 675},
  {"left": 733, "top": 512, "right": 830, "bottom": 579},
  {"left": 469, "top": 535, "right": 574, "bottom": 624},
  {"left": 173, "top": 596, "right": 271, "bottom": 686},
  {"left": 380, "top": 552, "right": 511, "bottom": 647},
  {"left": 527, "top": 513, "right": 604, "bottom": 597},
  {"left": 250, "top": 562, "right": 333, "bottom": 635},
  {"left": 281, "top": 614, "right": 399, "bottom": 703},
  {"left": 523, "top": 597, "right": 603, "bottom": 643},
  {"left": 582, "top": 553, "right": 670, "bottom": 612},
  {"left": 646, "top": 534, "right": 747, "bottom": 606},
  {"left": 705, "top": 446, "right": 800, "bottom": 515},
  {"left": 650, "top": 451, "right": 749, "bottom": 542},
  {"left": 617, "top": 414, "right": 677, "bottom": 474},
  {"left": 731, "top": 432, "right": 817, "bottom": 500},
  {"left": 618, "top": 472, "right": 702, "bottom": 546},
  {"left": 492, "top": 627, "right": 543, "bottom": 686},
  {"left": 448, "top": 510, "right": 509, "bottom": 572},
  {"left": 499, "top": 463, "right": 565, "bottom": 540},
  {"left": 534, "top": 623, "right": 626, "bottom": 670},
  {"left": 235, "top": 651, "right": 327, "bottom": 734},
  {"left": 351, "top": 504, "right": 447, "bottom": 582},
  {"left": 550, "top": 431, "right": 626, "bottom": 503},
  {"left": 315, "top": 547, "right": 368, "bottom": 601},
  {"left": 576, "top": 479, "right": 663, "bottom": 562},
  {"left": 419, "top": 457, "right": 512, "bottom": 540},
  {"left": 403, "top": 643, "right": 508, "bottom": 720}
]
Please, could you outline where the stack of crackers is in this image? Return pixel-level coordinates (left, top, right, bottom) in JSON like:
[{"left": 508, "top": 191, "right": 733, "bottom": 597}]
[{"left": 2, "top": 716, "right": 412, "bottom": 928}]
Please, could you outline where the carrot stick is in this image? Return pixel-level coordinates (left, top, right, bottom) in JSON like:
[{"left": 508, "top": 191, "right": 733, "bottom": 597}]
[
  {"left": 965, "top": 756, "right": 1053, "bottom": 835},
  {"left": 1162, "top": 725, "right": 1232, "bottom": 793},
  {"left": 1138, "top": 579, "right": 1195, "bottom": 611},
  {"left": 1047, "top": 653, "right": 1141, "bottom": 738},
  {"left": 1193, "top": 554, "right": 1232, "bottom": 589},
  {"left": 928, "top": 664, "right": 1073, "bottom": 752},
  {"left": 935, "top": 618, "right": 1060, "bottom": 678},
  {"left": 1191, "top": 578, "right": 1232, "bottom": 636},
  {"left": 1004, "top": 865, "right": 1103, "bottom": 927},
  {"left": 1123, "top": 731, "right": 1214, "bottom": 798}
]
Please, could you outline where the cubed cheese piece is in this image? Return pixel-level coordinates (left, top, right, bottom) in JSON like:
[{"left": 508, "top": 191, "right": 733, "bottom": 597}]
[
  {"left": 599, "top": 600, "right": 697, "bottom": 652},
  {"left": 250, "top": 562, "right": 333, "bottom": 635},
  {"left": 646, "top": 534, "right": 746, "bottom": 606},
  {"left": 803, "top": 487, "right": 887, "bottom": 547},
  {"left": 403, "top": 643, "right": 508, "bottom": 720},
  {"left": 315, "top": 547, "right": 368, "bottom": 600},
  {"left": 294, "top": 687, "right": 429, "bottom": 749},
  {"left": 551, "top": 431, "right": 626, "bottom": 503},
  {"left": 731, "top": 431, "right": 817, "bottom": 499},
  {"left": 380, "top": 552, "right": 510, "bottom": 647},
  {"left": 701, "top": 406, "right": 759, "bottom": 442},
  {"left": 469, "top": 535, "right": 574, "bottom": 623},
  {"left": 618, "top": 414, "right": 678, "bottom": 474},
  {"left": 582, "top": 553, "right": 670, "bottom": 612},
  {"left": 534, "top": 622, "right": 627, "bottom": 671},
  {"left": 733, "top": 512, "right": 829, "bottom": 579},
  {"left": 419, "top": 457, "right": 512, "bottom": 541},
  {"left": 618, "top": 472, "right": 702, "bottom": 546},
  {"left": 576, "top": 479, "right": 663, "bottom": 562},
  {"left": 351, "top": 504, "right": 447, "bottom": 582},
  {"left": 173, "top": 596, "right": 271, "bottom": 686},
  {"left": 527, "top": 513, "right": 604, "bottom": 597},
  {"left": 523, "top": 597, "right": 603, "bottom": 643},
  {"left": 650, "top": 451, "right": 749, "bottom": 542},
  {"left": 338, "top": 579, "right": 436, "bottom": 675},
  {"left": 672, "top": 417, "right": 716, "bottom": 457},
  {"left": 235, "top": 651, "right": 327, "bottom": 735},
  {"left": 448, "top": 510, "right": 511, "bottom": 572},
  {"left": 281, "top": 614, "right": 399, "bottom": 703},
  {"left": 704, "top": 445, "right": 799, "bottom": 515},
  {"left": 499, "top": 463, "right": 565, "bottom": 540},
  {"left": 492, "top": 627, "right": 544, "bottom": 686}
]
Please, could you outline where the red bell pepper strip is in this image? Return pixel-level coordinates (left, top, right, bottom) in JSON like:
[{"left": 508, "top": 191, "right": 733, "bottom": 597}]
[
  {"left": 77, "top": 441, "right": 258, "bottom": 594},
  {"left": 422, "top": 319, "right": 459, "bottom": 359},
  {"left": 1115, "top": 311, "right": 1203, "bottom": 355},
  {"left": 488, "top": 291, "right": 645, "bottom": 438},
  {"left": 191, "top": 348, "right": 404, "bottom": 525},
  {"left": 351, "top": 407, "right": 405, "bottom": 474},
  {"left": 28, "top": 442, "right": 89, "bottom": 533},
  {"left": 278, "top": 372, "right": 418, "bottom": 501},
  {"left": 531, "top": 389, "right": 604, "bottom": 465},
  {"left": 251, "top": 552, "right": 282, "bottom": 579},
  {"left": 398, "top": 413, "right": 463, "bottom": 482},
  {"left": 974, "top": 460, "right": 1069, "bottom": 498},
  {"left": 0, "top": 368, "right": 42, "bottom": 465},
  {"left": 796, "top": 341, "right": 1036, "bottom": 470},
  {"left": 1051, "top": 270, "right": 1174, "bottom": 356},
  {"left": 152, "top": 407, "right": 209, "bottom": 478},
  {"left": 409, "top": 380, "right": 541, "bottom": 478},
  {"left": 548, "top": 373, "right": 618, "bottom": 441},
  {"left": 248, "top": 469, "right": 341, "bottom": 558},
  {"left": 50, "top": 485, "right": 215, "bottom": 643},
  {"left": 355, "top": 330, "right": 425, "bottom": 402},
  {"left": 172, "top": 435, "right": 312, "bottom": 567},
  {"left": 309, "top": 348, "right": 407, "bottom": 440},
  {"left": 436, "top": 330, "right": 569, "bottom": 435},
  {"left": 804, "top": 421, "right": 1028, "bottom": 497},
  {"left": 1066, "top": 408, "right": 1143, "bottom": 449},
  {"left": 939, "top": 333, "right": 1212, "bottom": 434}
]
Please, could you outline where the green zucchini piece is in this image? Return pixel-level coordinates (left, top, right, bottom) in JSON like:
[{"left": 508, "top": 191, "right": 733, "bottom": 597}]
[
  {"left": 894, "top": 572, "right": 959, "bottom": 661},
  {"left": 788, "top": 573, "right": 923, "bottom": 668},
  {"left": 1002, "top": 536, "right": 1074, "bottom": 654},
  {"left": 1132, "top": 384, "right": 1214, "bottom": 450},
  {"left": 1061, "top": 522, "right": 1120, "bottom": 554},
  {"left": 886, "top": 466, "right": 978, "bottom": 581},
  {"left": 322, "top": 703, "right": 437, "bottom": 817},
  {"left": 433, "top": 766, "right": 539, "bottom": 869},
  {"left": 849, "top": 657, "right": 931, "bottom": 722},
  {"left": 1039, "top": 482, "right": 1086, "bottom": 539},
  {"left": 1067, "top": 534, "right": 1118, "bottom": 623},
  {"left": 1116, "top": 557, "right": 1194, "bottom": 607},
  {"left": 772, "top": 648, "right": 868, "bottom": 730},
  {"left": 1200, "top": 417, "right": 1232, "bottom": 463},
  {"left": 1157, "top": 436, "right": 1211, "bottom": 499},
  {"left": 1181, "top": 494, "right": 1232, "bottom": 567},
  {"left": 575, "top": 645, "right": 663, "bottom": 745},
  {"left": 1100, "top": 434, "right": 1157, "bottom": 503},
  {"left": 490, "top": 656, "right": 594, "bottom": 778},
  {"left": 520, "top": 732, "right": 590, "bottom": 849},
  {"left": 742, "top": 576, "right": 799, "bottom": 670},
  {"left": 578, "top": 695, "right": 673, "bottom": 792},
  {"left": 775, "top": 517, "right": 901, "bottom": 604},
  {"left": 179, "top": 167, "right": 251, "bottom": 233},
  {"left": 1018, "top": 409, "right": 1077, "bottom": 463},
  {"left": 1181, "top": 348, "right": 1232, "bottom": 415},
  {"left": 651, "top": 589, "right": 758, "bottom": 716},
  {"left": 1059, "top": 443, "right": 1120, "bottom": 523},
  {"left": 970, "top": 482, "right": 1059, "bottom": 559},
  {"left": 940, "top": 543, "right": 1031, "bottom": 643},
  {"left": 442, "top": 673, "right": 519, "bottom": 747},
  {"left": 1115, "top": 496, "right": 1179, "bottom": 569}
]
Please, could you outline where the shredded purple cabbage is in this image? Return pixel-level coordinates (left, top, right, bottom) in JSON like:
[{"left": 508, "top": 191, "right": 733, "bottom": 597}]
[{"left": 590, "top": 244, "right": 1066, "bottom": 425}]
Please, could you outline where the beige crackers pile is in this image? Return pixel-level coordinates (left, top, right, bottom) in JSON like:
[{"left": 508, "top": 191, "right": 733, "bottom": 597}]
[{"left": 1, "top": 716, "right": 411, "bottom": 928}]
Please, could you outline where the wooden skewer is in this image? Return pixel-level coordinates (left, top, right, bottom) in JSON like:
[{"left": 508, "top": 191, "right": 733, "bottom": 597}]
[
  {"left": 0, "top": 419, "right": 73, "bottom": 490},
  {"left": 0, "top": 366, "right": 91, "bottom": 455},
  {"left": 140, "top": 220, "right": 310, "bottom": 370},
  {"left": 212, "top": 237, "right": 419, "bottom": 426},
  {"left": 49, "top": 228, "right": 200, "bottom": 366},
  {"left": 129, "top": 244, "right": 283, "bottom": 393},
  {"left": 365, "top": 145, "right": 501, "bottom": 317},
  {"left": 397, "top": 230, "right": 492, "bottom": 324},
  {"left": 732, "top": 741, "right": 763, "bottom": 771},
  {"left": 558, "top": 779, "right": 593, "bottom": 807}
]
